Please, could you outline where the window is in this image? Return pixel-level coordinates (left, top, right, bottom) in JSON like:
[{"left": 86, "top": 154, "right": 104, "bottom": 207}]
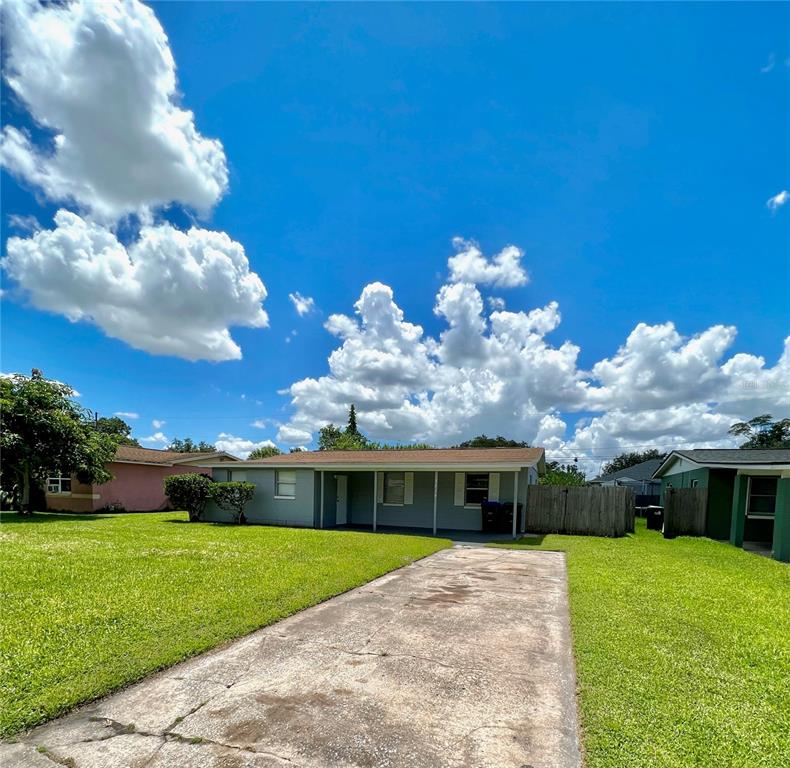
[
  {"left": 383, "top": 472, "right": 405, "bottom": 505},
  {"left": 229, "top": 471, "right": 246, "bottom": 482},
  {"left": 47, "top": 473, "right": 71, "bottom": 494},
  {"left": 747, "top": 477, "right": 777, "bottom": 519},
  {"left": 275, "top": 470, "right": 296, "bottom": 499},
  {"left": 465, "top": 473, "right": 489, "bottom": 506},
  {"left": 690, "top": 479, "right": 699, "bottom": 488}
]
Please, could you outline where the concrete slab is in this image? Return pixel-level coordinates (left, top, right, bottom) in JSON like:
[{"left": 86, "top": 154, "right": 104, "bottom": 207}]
[{"left": 2, "top": 548, "right": 582, "bottom": 768}]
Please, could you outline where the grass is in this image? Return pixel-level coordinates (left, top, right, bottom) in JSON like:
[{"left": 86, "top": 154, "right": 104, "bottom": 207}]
[
  {"left": 0, "top": 511, "right": 449, "bottom": 738},
  {"left": 492, "top": 519, "right": 790, "bottom": 768}
]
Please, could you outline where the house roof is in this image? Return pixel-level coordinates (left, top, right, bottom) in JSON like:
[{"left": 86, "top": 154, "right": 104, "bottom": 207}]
[
  {"left": 215, "top": 447, "right": 545, "bottom": 471},
  {"left": 113, "top": 445, "right": 238, "bottom": 466},
  {"left": 591, "top": 458, "right": 663, "bottom": 484},
  {"left": 653, "top": 449, "right": 790, "bottom": 477}
]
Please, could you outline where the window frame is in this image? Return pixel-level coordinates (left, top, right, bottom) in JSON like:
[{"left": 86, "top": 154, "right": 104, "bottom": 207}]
[
  {"left": 383, "top": 471, "right": 406, "bottom": 506},
  {"left": 464, "top": 472, "right": 490, "bottom": 507},
  {"left": 746, "top": 476, "right": 777, "bottom": 520},
  {"left": 47, "top": 473, "right": 72, "bottom": 494},
  {"left": 274, "top": 469, "right": 296, "bottom": 500}
]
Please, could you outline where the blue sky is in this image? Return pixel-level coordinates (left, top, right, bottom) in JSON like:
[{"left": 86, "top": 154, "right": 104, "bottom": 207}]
[{"left": 2, "top": 1, "right": 788, "bottom": 469}]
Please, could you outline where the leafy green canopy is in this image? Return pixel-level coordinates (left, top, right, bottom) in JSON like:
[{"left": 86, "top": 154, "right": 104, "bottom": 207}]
[
  {"left": 95, "top": 416, "right": 139, "bottom": 447},
  {"left": 247, "top": 445, "right": 282, "bottom": 459},
  {"left": 167, "top": 437, "right": 216, "bottom": 452},
  {"left": 0, "top": 370, "right": 119, "bottom": 512},
  {"left": 729, "top": 414, "right": 790, "bottom": 449},
  {"left": 163, "top": 473, "right": 213, "bottom": 522},
  {"left": 540, "top": 461, "right": 587, "bottom": 486},
  {"left": 600, "top": 449, "right": 664, "bottom": 476},
  {"left": 454, "top": 434, "right": 530, "bottom": 448},
  {"left": 211, "top": 481, "right": 255, "bottom": 524}
]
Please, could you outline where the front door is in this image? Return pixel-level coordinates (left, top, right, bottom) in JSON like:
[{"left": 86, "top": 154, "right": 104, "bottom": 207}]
[{"left": 336, "top": 475, "right": 348, "bottom": 525}]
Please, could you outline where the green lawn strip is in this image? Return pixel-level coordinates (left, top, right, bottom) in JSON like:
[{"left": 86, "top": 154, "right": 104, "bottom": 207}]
[
  {"left": 0, "top": 512, "right": 450, "bottom": 738},
  {"left": 491, "top": 520, "right": 790, "bottom": 768}
]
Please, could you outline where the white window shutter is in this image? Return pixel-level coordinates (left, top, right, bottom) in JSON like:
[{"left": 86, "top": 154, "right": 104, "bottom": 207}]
[
  {"left": 376, "top": 472, "right": 384, "bottom": 503},
  {"left": 404, "top": 472, "right": 414, "bottom": 505},
  {"left": 488, "top": 473, "right": 500, "bottom": 502},
  {"left": 454, "top": 473, "right": 465, "bottom": 506}
]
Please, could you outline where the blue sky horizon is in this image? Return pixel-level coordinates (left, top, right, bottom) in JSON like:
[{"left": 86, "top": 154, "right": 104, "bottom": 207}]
[{"left": 1, "top": 1, "right": 788, "bottom": 473}]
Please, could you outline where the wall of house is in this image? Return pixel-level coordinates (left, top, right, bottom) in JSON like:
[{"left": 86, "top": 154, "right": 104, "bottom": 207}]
[
  {"left": 339, "top": 469, "right": 531, "bottom": 531},
  {"left": 706, "top": 469, "right": 737, "bottom": 540},
  {"left": 45, "top": 476, "right": 96, "bottom": 513},
  {"left": 772, "top": 478, "right": 790, "bottom": 563},
  {"left": 659, "top": 468, "right": 709, "bottom": 503},
  {"left": 204, "top": 467, "right": 316, "bottom": 526}
]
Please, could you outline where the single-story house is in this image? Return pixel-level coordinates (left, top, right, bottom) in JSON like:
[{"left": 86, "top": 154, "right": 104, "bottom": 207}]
[
  {"left": 45, "top": 445, "right": 239, "bottom": 513},
  {"left": 589, "top": 458, "right": 663, "bottom": 506},
  {"left": 652, "top": 449, "right": 790, "bottom": 562},
  {"left": 202, "top": 447, "right": 546, "bottom": 536}
]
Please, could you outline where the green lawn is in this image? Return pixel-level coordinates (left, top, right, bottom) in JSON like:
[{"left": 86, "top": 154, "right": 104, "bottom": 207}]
[
  {"left": 0, "top": 512, "right": 449, "bottom": 738},
  {"left": 493, "top": 519, "right": 790, "bottom": 768}
]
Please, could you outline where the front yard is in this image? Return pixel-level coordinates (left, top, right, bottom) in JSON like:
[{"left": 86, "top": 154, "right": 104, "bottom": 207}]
[
  {"left": 0, "top": 512, "right": 449, "bottom": 738},
  {"left": 493, "top": 519, "right": 790, "bottom": 768}
]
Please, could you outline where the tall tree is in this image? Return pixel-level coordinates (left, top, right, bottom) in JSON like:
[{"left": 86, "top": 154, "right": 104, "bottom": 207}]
[
  {"left": 167, "top": 437, "right": 216, "bottom": 452},
  {"left": 347, "top": 404, "right": 359, "bottom": 435},
  {"left": 601, "top": 449, "right": 664, "bottom": 476},
  {"left": 728, "top": 414, "right": 790, "bottom": 449},
  {"left": 454, "top": 435, "right": 530, "bottom": 448},
  {"left": 248, "top": 445, "right": 281, "bottom": 460},
  {"left": 0, "top": 370, "right": 119, "bottom": 513},
  {"left": 540, "top": 461, "right": 587, "bottom": 486},
  {"left": 95, "top": 416, "right": 140, "bottom": 446}
]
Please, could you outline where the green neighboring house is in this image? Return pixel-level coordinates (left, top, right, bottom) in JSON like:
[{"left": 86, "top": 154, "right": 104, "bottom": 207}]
[{"left": 653, "top": 449, "right": 790, "bottom": 562}]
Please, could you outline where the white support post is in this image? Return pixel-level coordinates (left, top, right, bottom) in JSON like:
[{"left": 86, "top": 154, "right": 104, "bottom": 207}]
[
  {"left": 433, "top": 471, "right": 438, "bottom": 536},
  {"left": 372, "top": 471, "right": 378, "bottom": 532},
  {"left": 512, "top": 471, "right": 519, "bottom": 539},
  {"left": 520, "top": 469, "right": 526, "bottom": 534},
  {"left": 319, "top": 470, "right": 325, "bottom": 529}
]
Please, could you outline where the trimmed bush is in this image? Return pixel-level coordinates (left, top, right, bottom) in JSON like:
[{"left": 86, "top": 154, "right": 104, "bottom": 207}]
[
  {"left": 210, "top": 481, "right": 255, "bottom": 524},
  {"left": 164, "top": 473, "right": 213, "bottom": 522}
]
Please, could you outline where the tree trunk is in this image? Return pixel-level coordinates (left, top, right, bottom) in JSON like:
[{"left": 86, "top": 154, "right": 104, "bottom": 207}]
[{"left": 20, "top": 463, "right": 33, "bottom": 515}]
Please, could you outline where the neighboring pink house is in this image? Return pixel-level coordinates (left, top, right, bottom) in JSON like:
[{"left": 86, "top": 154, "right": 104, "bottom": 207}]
[{"left": 45, "top": 445, "right": 239, "bottom": 513}]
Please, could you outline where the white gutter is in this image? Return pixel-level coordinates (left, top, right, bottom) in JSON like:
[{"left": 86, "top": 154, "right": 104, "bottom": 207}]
[{"left": 199, "top": 461, "right": 539, "bottom": 472}]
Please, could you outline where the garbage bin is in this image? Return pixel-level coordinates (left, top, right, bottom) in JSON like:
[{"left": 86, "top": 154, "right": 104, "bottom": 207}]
[
  {"left": 646, "top": 506, "right": 664, "bottom": 531},
  {"left": 481, "top": 501, "right": 500, "bottom": 533}
]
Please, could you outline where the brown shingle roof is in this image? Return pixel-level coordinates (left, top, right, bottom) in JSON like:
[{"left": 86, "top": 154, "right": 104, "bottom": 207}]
[
  {"left": 113, "top": 445, "right": 221, "bottom": 466},
  {"left": 241, "top": 447, "right": 545, "bottom": 467}
]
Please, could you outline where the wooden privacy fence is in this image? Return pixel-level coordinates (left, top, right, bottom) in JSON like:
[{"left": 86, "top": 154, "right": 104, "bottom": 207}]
[
  {"left": 663, "top": 487, "right": 707, "bottom": 538},
  {"left": 526, "top": 485, "right": 635, "bottom": 537}
]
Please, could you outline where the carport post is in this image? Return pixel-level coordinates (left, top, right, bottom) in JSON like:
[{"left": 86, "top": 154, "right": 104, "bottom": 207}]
[
  {"left": 512, "top": 471, "right": 519, "bottom": 539},
  {"left": 372, "top": 471, "right": 378, "bottom": 532},
  {"left": 319, "top": 470, "right": 324, "bottom": 529},
  {"left": 433, "top": 471, "right": 438, "bottom": 536},
  {"left": 520, "top": 468, "right": 526, "bottom": 534}
]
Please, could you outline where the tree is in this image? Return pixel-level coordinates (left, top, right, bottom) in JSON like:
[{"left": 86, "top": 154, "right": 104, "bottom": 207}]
[
  {"left": 95, "top": 416, "right": 140, "bottom": 447},
  {"left": 164, "top": 473, "right": 213, "bottom": 522},
  {"left": 211, "top": 481, "right": 255, "bottom": 524},
  {"left": 728, "top": 414, "right": 790, "bottom": 449},
  {"left": 601, "top": 449, "right": 664, "bottom": 477},
  {"left": 540, "top": 461, "right": 587, "bottom": 486},
  {"left": 0, "top": 370, "right": 119, "bottom": 513},
  {"left": 454, "top": 435, "right": 530, "bottom": 449},
  {"left": 248, "top": 445, "right": 281, "bottom": 460},
  {"left": 167, "top": 437, "right": 216, "bottom": 453},
  {"left": 318, "top": 422, "right": 369, "bottom": 451},
  {"left": 347, "top": 404, "right": 359, "bottom": 435}
]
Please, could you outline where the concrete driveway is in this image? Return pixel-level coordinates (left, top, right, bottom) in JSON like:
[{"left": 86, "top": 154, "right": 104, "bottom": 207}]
[{"left": 4, "top": 547, "right": 582, "bottom": 768}]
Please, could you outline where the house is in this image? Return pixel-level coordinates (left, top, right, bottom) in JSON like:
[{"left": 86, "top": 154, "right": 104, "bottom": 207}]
[
  {"left": 202, "top": 447, "right": 546, "bottom": 537},
  {"left": 652, "top": 449, "right": 790, "bottom": 562},
  {"left": 590, "top": 458, "right": 663, "bottom": 507},
  {"left": 45, "top": 445, "right": 239, "bottom": 513}
]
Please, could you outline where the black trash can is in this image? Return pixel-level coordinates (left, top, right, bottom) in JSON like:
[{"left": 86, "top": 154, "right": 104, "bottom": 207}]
[
  {"left": 646, "top": 506, "right": 664, "bottom": 531},
  {"left": 481, "top": 501, "right": 500, "bottom": 533}
]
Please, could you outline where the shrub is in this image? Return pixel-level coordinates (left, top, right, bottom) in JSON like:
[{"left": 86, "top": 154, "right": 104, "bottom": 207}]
[
  {"left": 164, "top": 473, "right": 213, "bottom": 522},
  {"left": 210, "top": 481, "right": 255, "bottom": 525}
]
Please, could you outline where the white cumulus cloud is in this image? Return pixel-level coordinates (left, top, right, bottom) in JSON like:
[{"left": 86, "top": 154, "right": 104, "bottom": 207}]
[
  {"left": 152, "top": 419, "right": 165, "bottom": 429},
  {"left": 3, "top": 211, "right": 268, "bottom": 361},
  {"left": 766, "top": 190, "right": 789, "bottom": 212},
  {"left": 214, "top": 433, "right": 278, "bottom": 460},
  {"left": 447, "top": 237, "right": 528, "bottom": 287},
  {"left": 114, "top": 411, "right": 139, "bottom": 420},
  {"left": 276, "top": 240, "right": 789, "bottom": 463},
  {"left": 0, "top": 0, "right": 228, "bottom": 221},
  {"left": 140, "top": 431, "right": 169, "bottom": 446},
  {"left": 289, "top": 292, "right": 316, "bottom": 316}
]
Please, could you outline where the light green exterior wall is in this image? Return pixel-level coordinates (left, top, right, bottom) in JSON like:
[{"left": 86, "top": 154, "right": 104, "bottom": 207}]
[
  {"left": 660, "top": 467, "right": 735, "bottom": 540},
  {"left": 772, "top": 478, "right": 790, "bottom": 563},
  {"left": 204, "top": 467, "right": 317, "bottom": 527}
]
